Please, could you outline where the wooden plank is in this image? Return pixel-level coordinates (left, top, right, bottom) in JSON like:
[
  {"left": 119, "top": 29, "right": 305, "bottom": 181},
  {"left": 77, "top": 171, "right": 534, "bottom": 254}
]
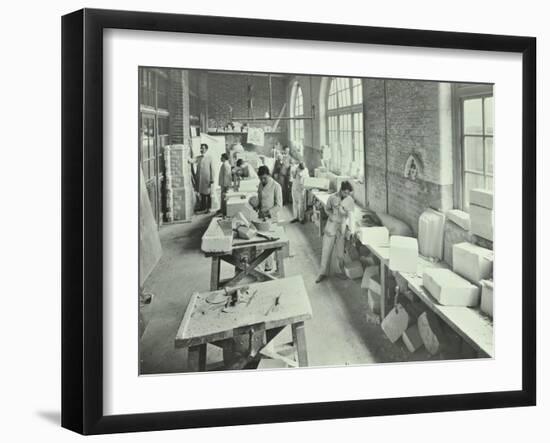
[
  {"left": 174, "top": 291, "right": 200, "bottom": 348},
  {"left": 249, "top": 268, "right": 277, "bottom": 282},
  {"left": 224, "top": 249, "right": 276, "bottom": 287},
  {"left": 276, "top": 250, "right": 285, "bottom": 278},
  {"left": 187, "top": 344, "right": 207, "bottom": 372},
  {"left": 232, "top": 226, "right": 288, "bottom": 249},
  {"left": 380, "top": 261, "right": 387, "bottom": 319},
  {"left": 292, "top": 321, "right": 308, "bottom": 367},
  {"left": 210, "top": 256, "right": 221, "bottom": 290},
  {"left": 175, "top": 276, "right": 313, "bottom": 348}
]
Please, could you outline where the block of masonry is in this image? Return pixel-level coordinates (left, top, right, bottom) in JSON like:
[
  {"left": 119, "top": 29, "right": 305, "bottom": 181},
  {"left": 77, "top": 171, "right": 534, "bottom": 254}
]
[
  {"left": 367, "top": 289, "right": 381, "bottom": 315},
  {"left": 470, "top": 203, "right": 493, "bottom": 241},
  {"left": 201, "top": 220, "right": 233, "bottom": 253},
  {"left": 226, "top": 197, "right": 257, "bottom": 219},
  {"left": 367, "top": 274, "right": 382, "bottom": 295},
  {"left": 402, "top": 324, "right": 424, "bottom": 353},
  {"left": 452, "top": 242, "right": 494, "bottom": 283},
  {"left": 357, "top": 226, "right": 389, "bottom": 247},
  {"left": 423, "top": 268, "right": 480, "bottom": 307},
  {"left": 446, "top": 209, "right": 471, "bottom": 231},
  {"left": 480, "top": 279, "right": 494, "bottom": 318},
  {"left": 389, "top": 236, "right": 419, "bottom": 274},
  {"left": 344, "top": 261, "right": 364, "bottom": 280},
  {"left": 381, "top": 304, "right": 410, "bottom": 343},
  {"left": 470, "top": 188, "right": 493, "bottom": 210},
  {"left": 238, "top": 178, "right": 260, "bottom": 192},
  {"left": 361, "top": 265, "right": 380, "bottom": 289},
  {"left": 418, "top": 208, "right": 445, "bottom": 260},
  {"left": 303, "top": 177, "right": 330, "bottom": 190},
  {"left": 417, "top": 311, "right": 444, "bottom": 355}
]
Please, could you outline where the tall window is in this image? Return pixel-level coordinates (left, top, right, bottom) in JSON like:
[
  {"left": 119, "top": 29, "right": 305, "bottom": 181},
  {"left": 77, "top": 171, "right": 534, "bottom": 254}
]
[
  {"left": 291, "top": 84, "right": 305, "bottom": 154},
  {"left": 326, "top": 77, "right": 364, "bottom": 178},
  {"left": 461, "top": 94, "right": 494, "bottom": 210}
]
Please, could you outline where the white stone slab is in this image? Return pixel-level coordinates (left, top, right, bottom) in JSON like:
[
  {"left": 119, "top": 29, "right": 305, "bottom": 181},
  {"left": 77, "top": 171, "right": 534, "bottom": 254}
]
[
  {"left": 361, "top": 265, "right": 380, "bottom": 289},
  {"left": 423, "top": 268, "right": 480, "bottom": 307},
  {"left": 403, "top": 324, "right": 424, "bottom": 353},
  {"left": 389, "top": 236, "right": 418, "bottom": 273},
  {"left": 418, "top": 208, "right": 445, "bottom": 260},
  {"left": 480, "top": 279, "right": 494, "bottom": 318},
  {"left": 227, "top": 197, "right": 257, "bottom": 220},
  {"left": 367, "top": 290, "right": 381, "bottom": 314},
  {"left": 452, "top": 242, "right": 494, "bottom": 283},
  {"left": 303, "top": 176, "right": 330, "bottom": 190},
  {"left": 381, "top": 304, "right": 410, "bottom": 343},
  {"left": 417, "top": 311, "right": 443, "bottom": 355},
  {"left": 446, "top": 209, "right": 471, "bottom": 231},
  {"left": 470, "top": 188, "right": 493, "bottom": 209},
  {"left": 344, "top": 261, "right": 363, "bottom": 280},
  {"left": 357, "top": 226, "right": 389, "bottom": 247},
  {"left": 201, "top": 221, "right": 233, "bottom": 253},
  {"left": 470, "top": 204, "right": 493, "bottom": 241},
  {"left": 238, "top": 178, "right": 260, "bottom": 192}
]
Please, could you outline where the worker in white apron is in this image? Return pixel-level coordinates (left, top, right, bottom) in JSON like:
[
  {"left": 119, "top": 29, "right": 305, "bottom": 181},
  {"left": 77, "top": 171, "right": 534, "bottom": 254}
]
[
  {"left": 316, "top": 181, "right": 354, "bottom": 283},
  {"left": 256, "top": 165, "right": 283, "bottom": 272},
  {"left": 290, "top": 162, "right": 309, "bottom": 223}
]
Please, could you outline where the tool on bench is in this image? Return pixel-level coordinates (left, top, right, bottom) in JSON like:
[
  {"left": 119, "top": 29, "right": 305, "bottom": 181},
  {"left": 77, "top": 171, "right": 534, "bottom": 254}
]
[
  {"left": 265, "top": 293, "right": 282, "bottom": 316},
  {"left": 246, "top": 290, "right": 258, "bottom": 306},
  {"left": 256, "top": 231, "right": 279, "bottom": 241}
]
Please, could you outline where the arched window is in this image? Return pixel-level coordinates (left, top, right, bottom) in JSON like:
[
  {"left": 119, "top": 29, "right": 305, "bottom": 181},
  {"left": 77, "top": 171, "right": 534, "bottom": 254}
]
[
  {"left": 291, "top": 84, "right": 304, "bottom": 154},
  {"left": 326, "top": 78, "right": 363, "bottom": 178}
]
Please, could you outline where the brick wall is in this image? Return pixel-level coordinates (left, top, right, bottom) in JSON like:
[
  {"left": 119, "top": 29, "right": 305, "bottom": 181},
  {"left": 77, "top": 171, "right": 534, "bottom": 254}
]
[
  {"left": 206, "top": 73, "right": 289, "bottom": 154},
  {"left": 364, "top": 79, "right": 454, "bottom": 235},
  {"left": 207, "top": 73, "right": 288, "bottom": 126},
  {"left": 168, "top": 69, "right": 190, "bottom": 145},
  {"left": 165, "top": 144, "right": 194, "bottom": 222}
]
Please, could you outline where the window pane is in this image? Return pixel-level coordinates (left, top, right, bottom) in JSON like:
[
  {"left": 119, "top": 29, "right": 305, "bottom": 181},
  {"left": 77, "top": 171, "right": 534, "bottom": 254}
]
[
  {"left": 352, "top": 78, "right": 362, "bottom": 105},
  {"left": 484, "top": 97, "right": 494, "bottom": 135},
  {"left": 294, "top": 86, "right": 303, "bottom": 116},
  {"left": 463, "top": 98, "right": 483, "bottom": 135},
  {"left": 464, "top": 136, "right": 484, "bottom": 173},
  {"left": 464, "top": 173, "right": 485, "bottom": 209},
  {"left": 486, "top": 176, "right": 494, "bottom": 191},
  {"left": 485, "top": 137, "right": 493, "bottom": 175}
]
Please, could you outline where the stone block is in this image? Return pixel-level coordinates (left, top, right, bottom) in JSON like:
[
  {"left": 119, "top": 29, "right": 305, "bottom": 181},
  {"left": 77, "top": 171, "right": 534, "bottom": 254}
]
[
  {"left": 389, "top": 236, "right": 418, "bottom": 273},
  {"left": 423, "top": 268, "right": 480, "bottom": 307}
]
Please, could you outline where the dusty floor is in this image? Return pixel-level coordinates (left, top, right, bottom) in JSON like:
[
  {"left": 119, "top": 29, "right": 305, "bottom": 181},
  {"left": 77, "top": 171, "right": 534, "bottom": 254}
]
[{"left": 140, "top": 206, "right": 451, "bottom": 375}]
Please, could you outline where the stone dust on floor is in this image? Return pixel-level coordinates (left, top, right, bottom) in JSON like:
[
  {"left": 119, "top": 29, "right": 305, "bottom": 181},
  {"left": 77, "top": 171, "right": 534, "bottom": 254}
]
[{"left": 139, "top": 205, "right": 442, "bottom": 375}]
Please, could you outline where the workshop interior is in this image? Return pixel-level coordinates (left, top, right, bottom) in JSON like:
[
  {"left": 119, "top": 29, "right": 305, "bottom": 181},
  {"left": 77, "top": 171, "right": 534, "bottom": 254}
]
[{"left": 138, "top": 67, "right": 494, "bottom": 374}]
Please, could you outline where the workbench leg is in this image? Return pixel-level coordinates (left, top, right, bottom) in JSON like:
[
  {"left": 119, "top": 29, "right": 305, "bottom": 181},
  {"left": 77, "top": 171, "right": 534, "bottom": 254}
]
[
  {"left": 188, "top": 344, "right": 207, "bottom": 372},
  {"left": 380, "top": 263, "right": 387, "bottom": 320},
  {"left": 276, "top": 251, "right": 285, "bottom": 278},
  {"left": 292, "top": 321, "right": 308, "bottom": 367},
  {"left": 210, "top": 257, "right": 221, "bottom": 291}
]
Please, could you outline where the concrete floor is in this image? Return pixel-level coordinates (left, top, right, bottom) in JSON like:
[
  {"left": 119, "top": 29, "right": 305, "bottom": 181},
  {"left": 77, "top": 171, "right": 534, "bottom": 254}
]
[{"left": 140, "top": 206, "right": 447, "bottom": 375}]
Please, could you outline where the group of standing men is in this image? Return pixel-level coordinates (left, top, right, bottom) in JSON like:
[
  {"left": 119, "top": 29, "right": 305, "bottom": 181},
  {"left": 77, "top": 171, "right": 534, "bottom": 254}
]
[
  {"left": 190, "top": 141, "right": 354, "bottom": 280},
  {"left": 191, "top": 142, "right": 308, "bottom": 224}
]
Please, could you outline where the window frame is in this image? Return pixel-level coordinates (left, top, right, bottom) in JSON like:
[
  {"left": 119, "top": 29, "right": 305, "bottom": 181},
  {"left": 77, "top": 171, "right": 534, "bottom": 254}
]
[
  {"left": 452, "top": 84, "right": 494, "bottom": 211},
  {"left": 325, "top": 77, "right": 364, "bottom": 177},
  {"left": 291, "top": 83, "right": 305, "bottom": 152}
]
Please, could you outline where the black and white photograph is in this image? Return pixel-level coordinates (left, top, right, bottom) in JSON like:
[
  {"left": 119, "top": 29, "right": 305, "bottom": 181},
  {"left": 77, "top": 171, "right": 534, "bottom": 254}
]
[{"left": 138, "top": 68, "right": 495, "bottom": 374}]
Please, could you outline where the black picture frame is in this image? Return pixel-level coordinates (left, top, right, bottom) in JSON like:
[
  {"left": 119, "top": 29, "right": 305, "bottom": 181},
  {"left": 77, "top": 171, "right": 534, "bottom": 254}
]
[{"left": 61, "top": 8, "right": 537, "bottom": 435}]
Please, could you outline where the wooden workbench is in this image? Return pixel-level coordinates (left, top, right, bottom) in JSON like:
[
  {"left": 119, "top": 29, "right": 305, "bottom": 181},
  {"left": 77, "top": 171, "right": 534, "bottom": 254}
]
[
  {"left": 175, "top": 276, "right": 313, "bottom": 371},
  {"left": 202, "top": 216, "right": 290, "bottom": 290},
  {"left": 397, "top": 258, "right": 494, "bottom": 357},
  {"left": 357, "top": 237, "right": 494, "bottom": 357}
]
